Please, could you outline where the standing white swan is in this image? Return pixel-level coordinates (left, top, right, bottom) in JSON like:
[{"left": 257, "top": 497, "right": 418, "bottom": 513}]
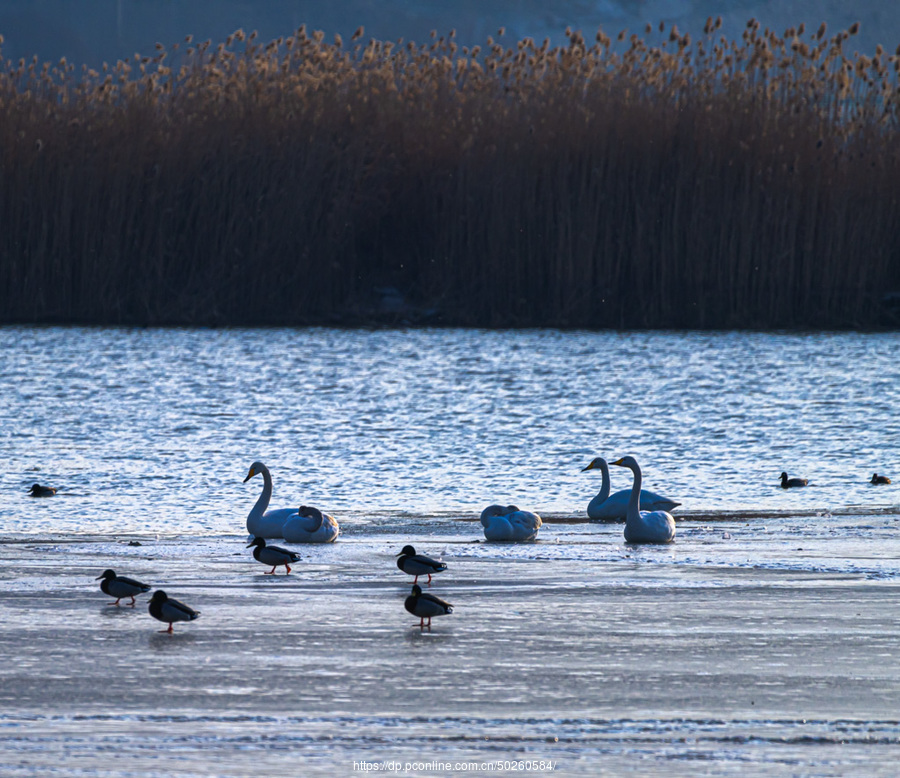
[
  {"left": 282, "top": 505, "right": 340, "bottom": 543},
  {"left": 610, "top": 456, "right": 676, "bottom": 544},
  {"left": 582, "top": 456, "right": 680, "bottom": 521},
  {"left": 243, "top": 462, "right": 296, "bottom": 539},
  {"left": 480, "top": 504, "right": 542, "bottom": 542}
]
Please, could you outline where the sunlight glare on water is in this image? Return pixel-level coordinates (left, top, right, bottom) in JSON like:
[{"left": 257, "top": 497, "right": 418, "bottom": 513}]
[{"left": 1, "top": 326, "right": 898, "bottom": 535}]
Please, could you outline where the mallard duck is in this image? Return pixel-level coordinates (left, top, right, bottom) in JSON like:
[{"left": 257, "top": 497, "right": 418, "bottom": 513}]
[
  {"left": 282, "top": 505, "right": 340, "bottom": 543},
  {"left": 397, "top": 545, "right": 447, "bottom": 585},
  {"left": 148, "top": 590, "right": 200, "bottom": 633},
  {"left": 582, "top": 456, "right": 680, "bottom": 520},
  {"left": 404, "top": 584, "right": 453, "bottom": 629},
  {"left": 610, "top": 456, "right": 676, "bottom": 544},
  {"left": 29, "top": 483, "right": 56, "bottom": 497},
  {"left": 780, "top": 472, "right": 809, "bottom": 488},
  {"left": 480, "top": 505, "right": 542, "bottom": 541},
  {"left": 95, "top": 569, "right": 151, "bottom": 606},
  {"left": 247, "top": 536, "right": 301, "bottom": 574},
  {"left": 243, "top": 462, "right": 296, "bottom": 538},
  {"left": 871, "top": 473, "right": 891, "bottom": 485}
]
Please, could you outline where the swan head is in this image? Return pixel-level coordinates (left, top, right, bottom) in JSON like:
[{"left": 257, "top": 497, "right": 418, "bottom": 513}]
[
  {"left": 299, "top": 505, "right": 323, "bottom": 520},
  {"left": 243, "top": 462, "right": 267, "bottom": 483},
  {"left": 398, "top": 545, "right": 416, "bottom": 557},
  {"left": 581, "top": 457, "right": 608, "bottom": 472},
  {"left": 611, "top": 456, "right": 639, "bottom": 470},
  {"left": 95, "top": 569, "right": 116, "bottom": 581},
  {"left": 246, "top": 536, "right": 266, "bottom": 549}
]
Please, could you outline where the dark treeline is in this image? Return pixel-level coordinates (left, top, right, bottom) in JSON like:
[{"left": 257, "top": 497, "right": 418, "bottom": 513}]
[{"left": 1, "top": 19, "right": 899, "bottom": 329}]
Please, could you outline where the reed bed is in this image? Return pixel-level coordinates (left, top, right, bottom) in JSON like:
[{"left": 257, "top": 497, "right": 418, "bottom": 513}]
[{"left": 1, "top": 19, "right": 899, "bottom": 328}]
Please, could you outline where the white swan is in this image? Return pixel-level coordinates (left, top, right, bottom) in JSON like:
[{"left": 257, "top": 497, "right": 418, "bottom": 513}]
[
  {"left": 243, "top": 462, "right": 296, "bottom": 539},
  {"left": 282, "top": 505, "right": 340, "bottom": 543},
  {"left": 610, "top": 456, "right": 676, "bottom": 544},
  {"left": 480, "top": 504, "right": 542, "bottom": 541},
  {"left": 582, "top": 456, "right": 680, "bottom": 520}
]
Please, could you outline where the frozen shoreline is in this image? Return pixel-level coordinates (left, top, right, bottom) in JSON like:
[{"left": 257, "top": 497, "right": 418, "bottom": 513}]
[{"left": 1, "top": 531, "right": 899, "bottom": 776}]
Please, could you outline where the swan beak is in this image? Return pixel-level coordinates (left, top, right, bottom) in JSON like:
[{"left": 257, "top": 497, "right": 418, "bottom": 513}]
[
  {"left": 581, "top": 463, "right": 594, "bottom": 471},
  {"left": 243, "top": 470, "right": 254, "bottom": 483},
  {"left": 610, "top": 458, "right": 625, "bottom": 467}
]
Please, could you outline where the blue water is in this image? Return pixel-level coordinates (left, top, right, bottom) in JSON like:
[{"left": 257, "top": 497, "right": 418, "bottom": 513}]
[
  {"left": 2, "top": 327, "right": 898, "bottom": 535},
  {"left": 2, "top": 326, "right": 900, "bottom": 777}
]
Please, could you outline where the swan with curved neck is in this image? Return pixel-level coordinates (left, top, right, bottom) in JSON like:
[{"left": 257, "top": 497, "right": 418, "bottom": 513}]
[
  {"left": 282, "top": 505, "right": 340, "bottom": 543},
  {"left": 243, "top": 462, "right": 296, "bottom": 539},
  {"left": 480, "top": 504, "right": 542, "bottom": 542},
  {"left": 582, "top": 456, "right": 680, "bottom": 520},
  {"left": 610, "top": 456, "right": 676, "bottom": 544}
]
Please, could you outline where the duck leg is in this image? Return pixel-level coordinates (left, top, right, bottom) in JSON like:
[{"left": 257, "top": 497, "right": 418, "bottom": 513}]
[{"left": 284, "top": 564, "right": 292, "bottom": 574}]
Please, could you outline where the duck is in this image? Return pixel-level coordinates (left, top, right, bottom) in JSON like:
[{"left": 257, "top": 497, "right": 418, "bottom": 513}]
[
  {"left": 582, "top": 456, "right": 680, "bottom": 520},
  {"left": 480, "top": 504, "right": 542, "bottom": 541},
  {"left": 397, "top": 545, "right": 447, "bottom": 585},
  {"left": 282, "top": 505, "right": 340, "bottom": 543},
  {"left": 871, "top": 473, "right": 892, "bottom": 485},
  {"left": 148, "top": 590, "right": 200, "bottom": 633},
  {"left": 610, "top": 456, "right": 676, "bottom": 544},
  {"left": 29, "top": 483, "right": 56, "bottom": 497},
  {"left": 247, "top": 536, "right": 301, "bottom": 575},
  {"left": 243, "top": 461, "right": 297, "bottom": 538},
  {"left": 95, "top": 569, "right": 151, "bottom": 606},
  {"left": 780, "top": 472, "right": 809, "bottom": 488},
  {"left": 404, "top": 584, "right": 453, "bottom": 629}
]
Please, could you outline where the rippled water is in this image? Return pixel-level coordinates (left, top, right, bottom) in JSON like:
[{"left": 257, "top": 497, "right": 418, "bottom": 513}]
[
  {"left": 3, "top": 327, "right": 898, "bottom": 533},
  {"left": 1, "top": 326, "right": 899, "bottom": 776}
]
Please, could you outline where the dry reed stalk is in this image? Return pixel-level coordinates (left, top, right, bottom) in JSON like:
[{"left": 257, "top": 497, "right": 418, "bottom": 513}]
[{"left": 0, "top": 21, "right": 898, "bottom": 327}]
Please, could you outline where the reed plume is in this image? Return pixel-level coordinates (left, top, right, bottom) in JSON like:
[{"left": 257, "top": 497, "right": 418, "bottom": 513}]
[{"left": 0, "top": 21, "right": 898, "bottom": 328}]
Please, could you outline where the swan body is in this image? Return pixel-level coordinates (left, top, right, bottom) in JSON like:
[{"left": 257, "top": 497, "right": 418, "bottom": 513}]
[
  {"left": 611, "top": 456, "right": 676, "bottom": 544},
  {"left": 780, "top": 472, "right": 808, "bottom": 488},
  {"left": 247, "top": 536, "right": 301, "bottom": 574},
  {"left": 871, "top": 473, "right": 891, "bottom": 485},
  {"left": 244, "top": 461, "right": 295, "bottom": 538},
  {"left": 404, "top": 584, "right": 453, "bottom": 629},
  {"left": 95, "top": 569, "right": 151, "bottom": 606},
  {"left": 29, "top": 483, "right": 56, "bottom": 497},
  {"left": 148, "top": 590, "right": 200, "bottom": 633},
  {"left": 480, "top": 504, "right": 542, "bottom": 542},
  {"left": 397, "top": 545, "right": 447, "bottom": 585},
  {"left": 582, "top": 457, "right": 680, "bottom": 520},
  {"left": 282, "top": 505, "right": 340, "bottom": 543}
]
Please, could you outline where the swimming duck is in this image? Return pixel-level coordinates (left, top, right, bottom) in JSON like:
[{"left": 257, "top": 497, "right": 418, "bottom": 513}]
[
  {"left": 247, "top": 536, "right": 301, "bottom": 574},
  {"left": 480, "top": 504, "right": 542, "bottom": 541},
  {"left": 243, "top": 461, "right": 296, "bottom": 538},
  {"left": 148, "top": 590, "right": 200, "bottom": 633},
  {"left": 404, "top": 584, "right": 453, "bottom": 629},
  {"left": 397, "top": 545, "right": 447, "bottom": 585},
  {"left": 780, "top": 472, "right": 809, "bottom": 488},
  {"left": 95, "top": 569, "right": 151, "bottom": 606},
  {"left": 610, "top": 456, "right": 676, "bottom": 544},
  {"left": 582, "top": 456, "right": 680, "bottom": 520},
  {"left": 871, "top": 473, "right": 892, "bottom": 485},
  {"left": 29, "top": 483, "right": 56, "bottom": 497},
  {"left": 282, "top": 505, "right": 340, "bottom": 543}
]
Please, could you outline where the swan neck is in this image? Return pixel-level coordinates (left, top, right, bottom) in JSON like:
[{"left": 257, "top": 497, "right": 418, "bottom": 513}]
[
  {"left": 250, "top": 467, "right": 273, "bottom": 519},
  {"left": 627, "top": 463, "right": 642, "bottom": 519},
  {"left": 597, "top": 461, "right": 611, "bottom": 503}
]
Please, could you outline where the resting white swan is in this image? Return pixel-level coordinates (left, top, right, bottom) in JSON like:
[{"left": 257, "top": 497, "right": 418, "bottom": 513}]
[
  {"left": 582, "top": 456, "right": 680, "bottom": 520},
  {"left": 610, "top": 456, "right": 676, "bottom": 544},
  {"left": 243, "top": 461, "right": 296, "bottom": 539},
  {"left": 480, "top": 504, "right": 542, "bottom": 541},
  {"left": 282, "top": 505, "right": 340, "bottom": 543}
]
